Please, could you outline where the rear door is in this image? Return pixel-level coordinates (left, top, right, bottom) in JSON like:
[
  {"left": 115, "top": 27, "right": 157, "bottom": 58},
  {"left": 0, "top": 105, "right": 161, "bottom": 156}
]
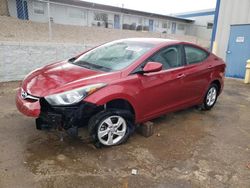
[{"left": 181, "top": 45, "right": 212, "bottom": 104}]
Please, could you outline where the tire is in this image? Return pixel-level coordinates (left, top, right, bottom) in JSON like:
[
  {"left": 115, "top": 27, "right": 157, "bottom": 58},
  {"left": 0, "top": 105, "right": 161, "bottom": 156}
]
[
  {"left": 201, "top": 84, "right": 218, "bottom": 110},
  {"left": 88, "top": 109, "right": 134, "bottom": 148}
]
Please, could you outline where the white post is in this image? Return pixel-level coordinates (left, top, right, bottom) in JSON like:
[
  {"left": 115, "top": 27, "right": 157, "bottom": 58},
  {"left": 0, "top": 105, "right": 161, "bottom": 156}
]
[
  {"left": 86, "top": 9, "right": 89, "bottom": 27},
  {"left": 47, "top": 0, "right": 52, "bottom": 40},
  {"left": 142, "top": 18, "right": 144, "bottom": 32},
  {"left": 120, "top": 14, "right": 123, "bottom": 30},
  {"left": 121, "top": 4, "right": 124, "bottom": 30}
]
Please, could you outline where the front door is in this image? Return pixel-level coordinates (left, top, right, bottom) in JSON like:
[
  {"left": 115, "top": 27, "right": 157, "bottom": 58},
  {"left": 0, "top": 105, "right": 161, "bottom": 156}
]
[
  {"left": 226, "top": 24, "right": 250, "bottom": 78},
  {"left": 114, "top": 15, "right": 120, "bottom": 29},
  {"left": 136, "top": 45, "right": 186, "bottom": 120},
  {"left": 149, "top": 19, "right": 154, "bottom": 32}
]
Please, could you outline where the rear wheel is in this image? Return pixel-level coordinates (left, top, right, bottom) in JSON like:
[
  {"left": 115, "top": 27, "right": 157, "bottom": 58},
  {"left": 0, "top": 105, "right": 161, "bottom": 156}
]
[
  {"left": 88, "top": 109, "right": 134, "bottom": 147},
  {"left": 201, "top": 84, "right": 218, "bottom": 110}
]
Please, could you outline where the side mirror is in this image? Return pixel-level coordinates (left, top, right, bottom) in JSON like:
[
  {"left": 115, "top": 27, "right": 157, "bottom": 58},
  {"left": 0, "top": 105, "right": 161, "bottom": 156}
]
[{"left": 142, "top": 62, "right": 163, "bottom": 73}]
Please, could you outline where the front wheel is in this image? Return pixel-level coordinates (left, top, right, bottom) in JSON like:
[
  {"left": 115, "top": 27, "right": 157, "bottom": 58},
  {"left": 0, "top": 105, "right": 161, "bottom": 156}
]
[
  {"left": 88, "top": 109, "right": 134, "bottom": 147},
  {"left": 201, "top": 84, "right": 218, "bottom": 110}
]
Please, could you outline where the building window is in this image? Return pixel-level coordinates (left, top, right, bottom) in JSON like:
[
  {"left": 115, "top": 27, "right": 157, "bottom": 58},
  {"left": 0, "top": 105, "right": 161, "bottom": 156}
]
[
  {"left": 167, "top": 22, "right": 171, "bottom": 29},
  {"left": 177, "top": 24, "right": 185, "bottom": 30},
  {"left": 33, "top": 2, "right": 45, "bottom": 15},
  {"left": 94, "top": 12, "right": 108, "bottom": 22},
  {"left": 143, "top": 18, "right": 149, "bottom": 26},
  {"left": 155, "top": 20, "right": 159, "bottom": 28},
  {"left": 162, "top": 22, "right": 168, "bottom": 28},
  {"left": 68, "top": 8, "right": 86, "bottom": 19},
  {"left": 138, "top": 18, "right": 142, "bottom": 24},
  {"left": 207, "top": 22, "right": 213, "bottom": 29}
]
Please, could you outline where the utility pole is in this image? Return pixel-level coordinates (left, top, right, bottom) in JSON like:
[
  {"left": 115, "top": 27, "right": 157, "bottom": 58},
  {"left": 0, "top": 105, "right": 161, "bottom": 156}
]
[
  {"left": 121, "top": 4, "right": 124, "bottom": 30},
  {"left": 47, "top": 0, "right": 52, "bottom": 41}
]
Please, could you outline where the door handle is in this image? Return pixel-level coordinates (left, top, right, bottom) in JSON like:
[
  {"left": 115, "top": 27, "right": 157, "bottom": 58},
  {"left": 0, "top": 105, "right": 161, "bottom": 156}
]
[
  {"left": 177, "top": 73, "right": 185, "bottom": 79},
  {"left": 208, "top": 65, "right": 213, "bottom": 69}
]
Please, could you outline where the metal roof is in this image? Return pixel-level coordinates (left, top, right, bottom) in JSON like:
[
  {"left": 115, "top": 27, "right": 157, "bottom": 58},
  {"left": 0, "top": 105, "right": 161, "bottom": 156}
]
[
  {"left": 49, "top": 0, "right": 194, "bottom": 23},
  {"left": 175, "top": 9, "right": 215, "bottom": 18}
]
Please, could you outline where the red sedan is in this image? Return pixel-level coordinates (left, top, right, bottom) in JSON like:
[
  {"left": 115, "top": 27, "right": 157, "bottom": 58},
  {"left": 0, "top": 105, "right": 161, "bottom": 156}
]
[{"left": 16, "top": 38, "right": 225, "bottom": 147}]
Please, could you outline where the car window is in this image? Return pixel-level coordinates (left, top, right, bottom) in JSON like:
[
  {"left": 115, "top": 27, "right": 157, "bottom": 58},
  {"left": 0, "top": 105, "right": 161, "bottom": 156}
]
[
  {"left": 184, "top": 45, "right": 208, "bottom": 65},
  {"left": 149, "top": 45, "right": 183, "bottom": 70}
]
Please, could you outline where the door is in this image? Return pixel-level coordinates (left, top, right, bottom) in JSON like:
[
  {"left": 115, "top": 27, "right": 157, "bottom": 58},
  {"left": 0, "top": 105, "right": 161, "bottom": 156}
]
[
  {"left": 137, "top": 45, "right": 186, "bottom": 119},
  {"left": 114, "top": 15, "right": 120, "bottom": 29},
  {"left": 16, "top": 0, "right": 29, "bottom": 20},
  {"left": 171, "top": 22, "right": 176, "bottom": 34},
  {"left": 226, "top": 24, "right": 250, "bottom": 78},
  {"left": 149, "top": 19, "right": 154, "bottom": 32},
  {"left": 182, "top": 45, "right": 212, "bottom": 104}
]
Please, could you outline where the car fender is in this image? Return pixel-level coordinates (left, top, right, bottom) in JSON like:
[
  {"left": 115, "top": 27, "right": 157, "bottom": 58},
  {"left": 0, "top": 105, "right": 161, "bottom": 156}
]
[
  {"left": 201, "top": 75, "right": 224, "bottom": 102},
  {"left": 84, "top": 85, "right": 139, "bottom": 119}
]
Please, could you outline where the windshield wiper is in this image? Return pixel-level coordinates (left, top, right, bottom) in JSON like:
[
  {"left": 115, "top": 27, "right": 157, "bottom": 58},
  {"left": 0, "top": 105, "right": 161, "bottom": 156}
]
[
  {"left": 87, "top": 63, "right": 111, "bottom": 72},
  {"left": 74, "top": 61, "right": 111, "bottom": 72},
  {"left": 74, "top": 61, "right": 95, "bottom": 70}
]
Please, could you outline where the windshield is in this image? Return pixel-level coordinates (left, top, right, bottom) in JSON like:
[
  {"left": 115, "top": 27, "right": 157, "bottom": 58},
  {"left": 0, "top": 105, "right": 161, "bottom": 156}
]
[{"left": 72, "top": 40, "right": 155, "bottom": 72}]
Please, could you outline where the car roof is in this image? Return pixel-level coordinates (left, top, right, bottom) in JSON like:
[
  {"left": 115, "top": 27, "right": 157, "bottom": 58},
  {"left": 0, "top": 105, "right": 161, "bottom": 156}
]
[
  {"left": 119, "top": 38, "right": 179, "bottom": 45},
  {"left": 119, "top": 38, "right": 210, "bottom": 52},
  {"left": 107, "top": 38, "right": 208, "bottom": 52}
]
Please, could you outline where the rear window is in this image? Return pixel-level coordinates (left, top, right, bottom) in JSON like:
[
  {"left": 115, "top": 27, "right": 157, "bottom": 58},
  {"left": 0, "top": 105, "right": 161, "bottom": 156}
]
[{"left": 184, "top": 45, "right": 209, "bottom": 65}]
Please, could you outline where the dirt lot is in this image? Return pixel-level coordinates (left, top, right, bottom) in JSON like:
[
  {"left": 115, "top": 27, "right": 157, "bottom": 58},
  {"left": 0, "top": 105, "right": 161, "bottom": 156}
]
[{"left": 0, "top": 79, "right": 250, "bottom": 188}]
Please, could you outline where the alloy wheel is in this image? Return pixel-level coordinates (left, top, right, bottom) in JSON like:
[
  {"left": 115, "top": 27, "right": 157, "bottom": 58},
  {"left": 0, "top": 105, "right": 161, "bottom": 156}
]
[
  {"left": 206, "top": 87, "right": 217, "bottom": 106},
  {"left": 97, "top": 115, "right": 127, "bottom": 146}
]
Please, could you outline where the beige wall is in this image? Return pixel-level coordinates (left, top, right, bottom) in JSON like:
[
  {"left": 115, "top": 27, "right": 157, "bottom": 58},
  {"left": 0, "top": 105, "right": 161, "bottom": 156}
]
[
  {"left": 0, "top": 16, "right": 210, "bottom": 48},
  {"left": 215, "top": 0, "right": 250, "bottom": 60},
  {"left": 0, "top": 0, "right": 9, "bottom": 16}
]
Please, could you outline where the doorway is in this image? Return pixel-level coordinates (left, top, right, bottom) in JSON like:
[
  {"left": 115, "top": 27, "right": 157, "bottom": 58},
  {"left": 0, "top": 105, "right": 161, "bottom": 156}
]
[
  {"left": 16, "top": 0, "right": 29, "bottom": 20},
  {"left": 114, "top": 14, "right": 120, "bottom": 29},
  {"left": 226, "top": 24, "right": 250, "bottom": 78}
]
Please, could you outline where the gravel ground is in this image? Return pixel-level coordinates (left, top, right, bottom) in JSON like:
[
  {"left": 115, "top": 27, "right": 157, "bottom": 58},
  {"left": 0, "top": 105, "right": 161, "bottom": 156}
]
[{"left": 0, "top": 79, "right": 249, "bottom": 187}]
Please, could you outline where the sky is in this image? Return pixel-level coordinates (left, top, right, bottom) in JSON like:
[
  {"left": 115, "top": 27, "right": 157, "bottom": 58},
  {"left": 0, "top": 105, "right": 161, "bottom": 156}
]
[{"left": 83, "top": 0, "right": 217, "bottom": 15}]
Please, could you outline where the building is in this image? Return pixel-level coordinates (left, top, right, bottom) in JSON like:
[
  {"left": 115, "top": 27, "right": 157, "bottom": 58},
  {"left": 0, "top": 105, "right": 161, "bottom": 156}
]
[
  {"left": 175, "top": 9, "right": 215, "bottom": 40},
  {"left": 7, "top": 0, "right": 193, "bottom": 35},
  {"left": 212, "top": 0, "right": 250, "bottom": 78},
  {"left": 0, "top": 0, "right": 10, "bottom": 16}
]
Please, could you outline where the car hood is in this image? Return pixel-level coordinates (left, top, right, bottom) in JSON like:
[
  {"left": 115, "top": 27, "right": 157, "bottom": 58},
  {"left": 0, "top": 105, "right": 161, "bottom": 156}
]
[{"left": 22, "top": 61, "right": 121, "bottom": 97}]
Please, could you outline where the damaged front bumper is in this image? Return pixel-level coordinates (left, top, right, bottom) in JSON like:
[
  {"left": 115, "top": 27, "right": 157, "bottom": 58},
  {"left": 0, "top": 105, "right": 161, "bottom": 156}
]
[
  {"left": 36, "top": 98, "right": 101, "bottom": 132},
  {"left": 16, "top": 87, "right": 101, "bottom": 136}
]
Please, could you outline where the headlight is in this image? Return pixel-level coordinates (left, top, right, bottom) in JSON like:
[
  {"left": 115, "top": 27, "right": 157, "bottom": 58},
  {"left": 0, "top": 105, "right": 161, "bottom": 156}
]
[{"left": 45, "top": 83, "right": 106, "bottom": 106}]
